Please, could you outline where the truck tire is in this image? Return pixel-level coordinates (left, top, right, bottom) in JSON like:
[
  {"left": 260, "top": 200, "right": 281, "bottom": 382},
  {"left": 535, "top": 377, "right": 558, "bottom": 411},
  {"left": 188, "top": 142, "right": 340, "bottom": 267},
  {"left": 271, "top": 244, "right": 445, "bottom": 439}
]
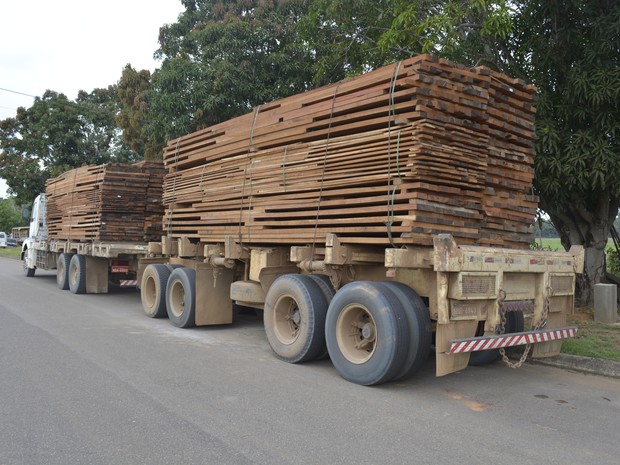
[
  {"left": 166, "top": 267, "right": 196, "bottom": 328},
  {"left": 307, "top": 274, "right": 336, "bottom": 301},
  {"left": 380, "top": 282, "right": 432, "bottom": 381},
  {"left": 23, "top": 251, "right": 35, "bottom": 277},
  {"left": 468, "top": 310, "right": 525, "bottom": 366},
  {"left": 264, "top": 274, "right": 328, "bottom": 363},
  {"left": 56, "top": 253, "right": 73, "bottom": 290},
  {"left": 307, "top": 274, "right": 335, "bottom": 359},
  {"left": 69, "top": 254, "right": 87, "bottom": 294},
  {"left": 141, "top": 264, "right": 172, "bottom": 318},
  {"left": 325, "top": 281, "right": 410, "bottom": 386}
]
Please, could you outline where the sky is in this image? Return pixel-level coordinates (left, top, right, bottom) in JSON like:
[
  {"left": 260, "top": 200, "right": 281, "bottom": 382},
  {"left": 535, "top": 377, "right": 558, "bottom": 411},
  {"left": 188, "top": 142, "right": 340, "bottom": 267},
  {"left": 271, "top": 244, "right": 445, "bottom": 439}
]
[{"left": 0, "top": 0, "right": 185, "bottom": 197}]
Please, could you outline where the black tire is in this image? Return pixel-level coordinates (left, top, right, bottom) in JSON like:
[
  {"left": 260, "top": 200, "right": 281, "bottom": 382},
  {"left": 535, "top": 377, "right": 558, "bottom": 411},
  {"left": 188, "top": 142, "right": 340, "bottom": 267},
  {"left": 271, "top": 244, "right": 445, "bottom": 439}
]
[
  {"left": 307, "top": 274, "right": 335, "bottom": 360},
  {"left": 56, "top": 253, "right": 73, "bottom": 290},
  {"left": 469, "top": 310, "right": 525, "bottom": 366},
  {"left": 141, "top": 264, "right": 172, "bottom": 318},
  {"left": 264, "top": 274, "right": 328, "bottom": 363},
  {"left": 166, "top": 267, "right": 196, "bottom": 328},
  {"left": 307, "top": 274, "right": 336, "bottom": 301},
  {"left": 381, "top": 282, "right": 432, "bottom": 381},
  {"left": 23, "top": 252, "right": 35, "bottom": 278},
  {"left": 325, "top": 281, "right": 410, "bottom": 386},
  {"left": 68, "top": 254, "right": 87, "bottom": 294}
]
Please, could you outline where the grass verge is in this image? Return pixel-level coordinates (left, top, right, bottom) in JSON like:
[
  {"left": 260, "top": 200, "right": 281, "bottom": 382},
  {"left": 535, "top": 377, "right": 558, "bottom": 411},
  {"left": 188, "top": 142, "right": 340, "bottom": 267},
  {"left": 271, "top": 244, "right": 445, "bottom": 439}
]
[
  {"left": 0, "top": 247, "right": 21, "bottom": 259},
  {"left": 563, "top": 307, "right": 620, "bottom": 361}
]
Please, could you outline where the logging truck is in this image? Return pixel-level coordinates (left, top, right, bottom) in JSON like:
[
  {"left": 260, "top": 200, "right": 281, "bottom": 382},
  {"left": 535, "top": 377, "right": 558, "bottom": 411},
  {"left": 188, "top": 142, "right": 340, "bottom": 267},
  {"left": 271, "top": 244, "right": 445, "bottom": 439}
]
[
  {"left": 21, "top": 193, "right": 149, "bottom": 293},
  {"left": 21, "top": 54, "right": 586, "bottom": 386}
]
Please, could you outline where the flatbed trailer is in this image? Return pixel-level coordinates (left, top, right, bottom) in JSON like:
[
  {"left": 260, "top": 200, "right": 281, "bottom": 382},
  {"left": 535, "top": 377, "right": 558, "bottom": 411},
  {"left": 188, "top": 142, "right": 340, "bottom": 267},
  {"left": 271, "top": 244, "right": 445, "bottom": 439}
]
[
  {"left": 22, "top": 193, "right": 149, "bottom": 294},
  {"left": 138, "top": 233, "right": 584, "bottom": 384},
  {"left": 25, "top": 238, "right": 148, "bottom": 293}
]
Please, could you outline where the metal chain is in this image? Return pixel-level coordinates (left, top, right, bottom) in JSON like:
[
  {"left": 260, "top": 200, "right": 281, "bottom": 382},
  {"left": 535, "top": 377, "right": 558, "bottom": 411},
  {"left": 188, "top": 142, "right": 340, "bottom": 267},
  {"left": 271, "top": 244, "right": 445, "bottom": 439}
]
[
  {"left": 497, "top": 289, "right": 507, "bottom": 334},
  {"left": 500, "top": 285, "right": 553, "bottom": 369}
]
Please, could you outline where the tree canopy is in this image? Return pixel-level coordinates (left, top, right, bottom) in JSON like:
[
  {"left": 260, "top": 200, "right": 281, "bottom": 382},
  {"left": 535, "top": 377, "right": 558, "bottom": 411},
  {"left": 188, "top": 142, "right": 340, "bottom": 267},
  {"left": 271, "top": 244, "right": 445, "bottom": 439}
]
[
  {"left": 0, "top": 88, "right": 138, "bottom": 206},
  {"left": 0, "top": 198, "right": 25, "bottom": 233},
  {"left": 143, "top": 0, "right": 314, "bottom": 147}
]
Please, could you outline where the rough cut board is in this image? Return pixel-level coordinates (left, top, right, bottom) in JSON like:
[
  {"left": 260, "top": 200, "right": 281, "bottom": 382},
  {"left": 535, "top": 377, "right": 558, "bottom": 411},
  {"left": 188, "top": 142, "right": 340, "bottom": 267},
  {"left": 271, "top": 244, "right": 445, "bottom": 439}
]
[
  {"left": 45, "top": 161, "right": 166, "bottom": 243},
  {"left": 161, "top": 54, "right": 537, "bottom": 249}
]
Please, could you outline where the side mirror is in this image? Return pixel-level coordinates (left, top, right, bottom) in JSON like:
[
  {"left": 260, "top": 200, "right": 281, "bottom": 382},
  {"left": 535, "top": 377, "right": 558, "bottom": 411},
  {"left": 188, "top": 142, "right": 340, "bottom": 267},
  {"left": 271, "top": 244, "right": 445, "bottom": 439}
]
[{"left": 22, "top": 208, "right": 30, "bottom": 221}]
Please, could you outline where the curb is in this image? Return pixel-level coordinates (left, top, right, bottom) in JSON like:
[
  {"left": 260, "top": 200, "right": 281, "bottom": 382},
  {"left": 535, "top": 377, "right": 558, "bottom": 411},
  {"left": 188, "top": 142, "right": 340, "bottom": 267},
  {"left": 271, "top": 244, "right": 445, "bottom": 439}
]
[{"left": 530, "top": 354, "right": 620, "bottom": 379}]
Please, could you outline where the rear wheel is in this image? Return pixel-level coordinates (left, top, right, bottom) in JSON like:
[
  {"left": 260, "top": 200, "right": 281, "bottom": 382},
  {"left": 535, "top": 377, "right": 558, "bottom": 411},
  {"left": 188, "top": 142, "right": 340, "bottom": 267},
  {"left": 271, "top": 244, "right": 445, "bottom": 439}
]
[
  {"left": 307, "top": 274, "right": 335, "bottom": 360},
  {"left": 69, "top": 254, "right": 86, "bottom": 294},
  {"left": 325, "top": 281, "right": 410, "bottom": 386},
  {"left": 469, "top": 310, "right": 525, "bottom": 366},
  {"left": 264, "top": 274, "right": 328, "bottom": 363},
  {"left": 56, "top": 253, "right": 73, "bottom": 290},
  {"left": 166, "top": 267, "right": 196, "bottom": 328},
  {"left": 381, "top": 282, "right": 432, "bottom": 380},
  {"left": 141, "top": 264, "right": 172, "bottom": 318}
]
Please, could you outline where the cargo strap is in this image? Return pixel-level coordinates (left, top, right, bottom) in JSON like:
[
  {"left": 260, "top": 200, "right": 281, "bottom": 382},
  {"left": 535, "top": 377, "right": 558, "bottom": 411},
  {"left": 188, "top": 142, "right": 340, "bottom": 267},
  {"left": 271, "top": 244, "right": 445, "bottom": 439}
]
[
  {"left": 238, "top": 105, "right": 262, "bottom": 245},
  {"left": 385, "top": 61, "right": 403, "bottom": 247},
  {"left": 312, "top": 82, "right": 340, "bottom": 257}
]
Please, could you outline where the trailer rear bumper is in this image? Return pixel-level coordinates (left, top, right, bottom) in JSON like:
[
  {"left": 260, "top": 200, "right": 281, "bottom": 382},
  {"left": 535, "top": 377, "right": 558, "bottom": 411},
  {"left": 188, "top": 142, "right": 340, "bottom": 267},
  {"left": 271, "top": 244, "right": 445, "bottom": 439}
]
[{"left": 449, "top": 326, "right": 577, "bottom": 354}]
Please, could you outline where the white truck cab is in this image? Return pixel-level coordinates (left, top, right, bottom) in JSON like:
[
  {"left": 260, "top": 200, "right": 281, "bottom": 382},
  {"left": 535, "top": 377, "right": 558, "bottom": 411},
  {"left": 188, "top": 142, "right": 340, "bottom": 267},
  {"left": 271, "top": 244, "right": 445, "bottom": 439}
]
[
  {"left": 21, "top": 194, "right": 47, "bottom": 275},
  {"left": 0, "top": 231, "right": 7, "bottom": 247}
]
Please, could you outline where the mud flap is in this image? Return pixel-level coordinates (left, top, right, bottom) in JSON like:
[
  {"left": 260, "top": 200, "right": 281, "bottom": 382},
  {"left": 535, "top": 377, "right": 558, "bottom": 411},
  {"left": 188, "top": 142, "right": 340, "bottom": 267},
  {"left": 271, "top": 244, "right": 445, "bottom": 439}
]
[
  {"left": 195, "top": 263, "right": 235, "bottom": 325},
  {"left": 436, "top": 320, "right": 477, "bottom": 376},
  {"left": 86, "top": 256, "right": 108, "bottom": 293}
]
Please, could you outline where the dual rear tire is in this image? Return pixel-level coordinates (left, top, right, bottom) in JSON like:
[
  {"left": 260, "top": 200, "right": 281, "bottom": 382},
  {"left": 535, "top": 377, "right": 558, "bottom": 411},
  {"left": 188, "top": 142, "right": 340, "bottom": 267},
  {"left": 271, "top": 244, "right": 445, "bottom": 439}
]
[
  {"left": 140, "top": 264, "right": 195, "bottom": 328},
  {"left": 325, "top": 281, "right": 432, "bottom": 386},
  {"left": 263, "top": 276, "right": 432, "bottom": 386}
]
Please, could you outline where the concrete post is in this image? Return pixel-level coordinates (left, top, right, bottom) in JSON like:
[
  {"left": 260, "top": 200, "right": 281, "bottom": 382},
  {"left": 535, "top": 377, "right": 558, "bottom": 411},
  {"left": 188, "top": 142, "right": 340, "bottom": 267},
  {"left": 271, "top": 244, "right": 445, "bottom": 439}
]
[{"left": 593, "top": 284, "right": 618, "bottom": 324}]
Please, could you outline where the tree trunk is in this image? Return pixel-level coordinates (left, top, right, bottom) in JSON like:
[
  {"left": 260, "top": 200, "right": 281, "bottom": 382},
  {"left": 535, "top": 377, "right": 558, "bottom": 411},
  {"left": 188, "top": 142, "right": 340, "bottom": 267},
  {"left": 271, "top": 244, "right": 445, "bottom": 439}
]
[{"left": 545, "top": 194, "right": 620, "bottom": 307}]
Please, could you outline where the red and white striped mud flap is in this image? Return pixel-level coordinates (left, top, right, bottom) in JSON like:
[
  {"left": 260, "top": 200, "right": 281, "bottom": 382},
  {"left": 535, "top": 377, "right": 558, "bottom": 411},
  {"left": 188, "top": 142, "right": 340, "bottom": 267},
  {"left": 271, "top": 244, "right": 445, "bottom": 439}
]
[
  {"left": 449, "top": 327, "right": 578, "bottom": 354},
  {"left": 120, "top": 280, "right": 137, "bottom": 287}
]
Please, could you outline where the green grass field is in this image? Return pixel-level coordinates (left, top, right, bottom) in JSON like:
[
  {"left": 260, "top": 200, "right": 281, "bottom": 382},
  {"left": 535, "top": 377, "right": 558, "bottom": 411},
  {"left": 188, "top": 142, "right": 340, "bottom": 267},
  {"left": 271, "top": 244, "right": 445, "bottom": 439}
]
[
  {"left": 535, "top": 237, "right": 565, "bottom": 250},
  {"left": 0, "top": 247, "right": 21, "bottom": 259},
  {"left": 534, "top": 237, "right": 615, "bottom": 251}
]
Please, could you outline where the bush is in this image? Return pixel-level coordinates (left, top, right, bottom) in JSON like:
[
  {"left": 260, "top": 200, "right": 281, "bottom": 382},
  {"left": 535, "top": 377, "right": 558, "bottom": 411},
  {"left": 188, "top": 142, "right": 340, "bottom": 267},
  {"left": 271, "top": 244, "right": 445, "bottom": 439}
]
[{"left": 606, "top": 247, "right": 620, "bottom": 275}]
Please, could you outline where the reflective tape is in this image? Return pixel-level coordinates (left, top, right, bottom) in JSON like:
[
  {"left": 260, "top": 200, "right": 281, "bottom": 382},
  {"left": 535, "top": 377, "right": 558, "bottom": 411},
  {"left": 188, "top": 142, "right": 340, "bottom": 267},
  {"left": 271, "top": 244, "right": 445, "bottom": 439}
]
[{"left": 449, "top": 327, "right": 577, "bottom": 354}]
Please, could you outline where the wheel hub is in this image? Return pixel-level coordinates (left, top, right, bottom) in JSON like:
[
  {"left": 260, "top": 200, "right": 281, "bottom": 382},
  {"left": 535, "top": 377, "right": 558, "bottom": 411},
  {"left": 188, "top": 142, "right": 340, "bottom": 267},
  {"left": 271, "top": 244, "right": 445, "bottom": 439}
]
[
  {"left": 335, "top": 304, "right": 377, "bottom": 364},
  {"left": 291, "top": 309, "right": 301, "bottom": 326},
  {"left": 361, "top": 323, "right": 375, "bottom": 341}
]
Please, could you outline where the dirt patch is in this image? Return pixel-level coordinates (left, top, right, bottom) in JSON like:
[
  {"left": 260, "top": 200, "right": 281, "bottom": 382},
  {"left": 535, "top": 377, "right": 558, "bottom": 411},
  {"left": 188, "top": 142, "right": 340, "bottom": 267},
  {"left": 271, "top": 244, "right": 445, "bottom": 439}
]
[{"left": 570, "top": 307, "right": 595, "bottom": 323}]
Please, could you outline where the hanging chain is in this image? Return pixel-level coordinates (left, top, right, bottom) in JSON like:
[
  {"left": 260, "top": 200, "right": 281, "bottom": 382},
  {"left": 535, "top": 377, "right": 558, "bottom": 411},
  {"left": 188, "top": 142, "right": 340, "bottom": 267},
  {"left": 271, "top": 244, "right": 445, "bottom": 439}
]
[
  {"left": 497, "top": 289, "right": 507, "bottom": 334},
  {"left": 500, "top": 285, "right": 553, "bottom": 369}
]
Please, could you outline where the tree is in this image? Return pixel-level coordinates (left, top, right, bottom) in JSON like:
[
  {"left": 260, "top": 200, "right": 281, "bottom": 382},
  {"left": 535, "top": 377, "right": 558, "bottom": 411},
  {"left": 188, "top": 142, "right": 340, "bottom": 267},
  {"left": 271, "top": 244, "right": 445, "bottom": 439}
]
[
  {"left": 144, "top": 0, "right": 314, "bottom": 147},
  {"left": 116, "top": 65, "right": 162, "bottom": 160},
  {"left": 0, "top": 198, "right": 25, "bottom": 233},
  {"left": 512, "top": 1, "right": 620, "bottom": 304},
  {"left": 297, "top": 0, "right": 397, "bottom": 84},
  {"left": 0, "top": 88, "right": 139, "bottom": 205},
  {"left": 298, "top": 0, "right": 513, "bottom": 83}
]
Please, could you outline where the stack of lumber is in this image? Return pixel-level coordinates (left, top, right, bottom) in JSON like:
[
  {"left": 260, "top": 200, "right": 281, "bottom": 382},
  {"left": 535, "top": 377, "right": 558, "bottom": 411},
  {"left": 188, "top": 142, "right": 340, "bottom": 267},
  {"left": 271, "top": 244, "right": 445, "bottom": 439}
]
[
  {"left": 46, "top": 161, "right": 165, "bottom": 242},
  {"left": 161, "top": 54, "right": 537, "bottom": 248},
  {"left": 133, "top": 160, "right": 167, "bottom": 241}
]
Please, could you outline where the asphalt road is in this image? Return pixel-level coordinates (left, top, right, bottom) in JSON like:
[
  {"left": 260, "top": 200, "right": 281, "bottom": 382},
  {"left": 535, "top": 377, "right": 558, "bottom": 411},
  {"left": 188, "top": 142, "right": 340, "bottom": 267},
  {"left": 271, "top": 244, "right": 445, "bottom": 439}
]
[{"left": 1, "top": 256, "right": 619, "bottom": 465}]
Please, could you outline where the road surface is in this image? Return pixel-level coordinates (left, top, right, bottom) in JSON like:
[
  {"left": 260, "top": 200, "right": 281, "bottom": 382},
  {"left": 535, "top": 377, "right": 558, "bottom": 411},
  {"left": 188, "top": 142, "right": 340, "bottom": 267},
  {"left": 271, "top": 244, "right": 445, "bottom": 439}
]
[{"left": 0, "top": 257, "right": 618, "bottom": 464}]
